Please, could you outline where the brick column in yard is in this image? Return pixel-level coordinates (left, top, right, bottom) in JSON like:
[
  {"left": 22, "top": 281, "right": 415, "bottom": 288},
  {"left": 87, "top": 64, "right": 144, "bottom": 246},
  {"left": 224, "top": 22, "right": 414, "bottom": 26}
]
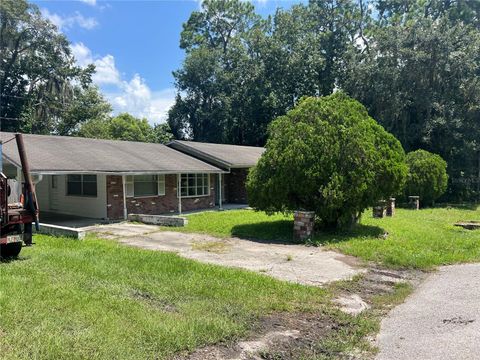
[
  {"left": 373, "top": 200, "right": 387, "bottom": 218},
  {"left": 386, "top": 198, "right": 396, "bottom": 217},
  {"left": 293, "top": 211, "right": 315, "bottom": 242},
  {"left": 408, "top": 196, "right": 420, "bottom": 210}
]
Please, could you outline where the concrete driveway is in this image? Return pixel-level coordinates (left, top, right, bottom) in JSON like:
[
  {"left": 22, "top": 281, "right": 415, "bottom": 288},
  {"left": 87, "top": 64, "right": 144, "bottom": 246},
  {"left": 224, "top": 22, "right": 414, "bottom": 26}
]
[
  {"left": 89, "top": 223, "right": 364, "bottom": 286},
  {"left": 377, "top": 263, "right": 480, "bottom": 360}
]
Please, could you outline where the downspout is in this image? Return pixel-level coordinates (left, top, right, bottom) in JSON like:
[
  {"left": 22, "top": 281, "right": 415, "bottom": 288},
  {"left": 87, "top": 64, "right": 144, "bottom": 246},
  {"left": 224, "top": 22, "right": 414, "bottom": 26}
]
[
  {"left": 177, "top": 173, "right": 182, "bottom": 214},
  {"left": 122, "top": 175, "right": 127, "bottom": 220}
]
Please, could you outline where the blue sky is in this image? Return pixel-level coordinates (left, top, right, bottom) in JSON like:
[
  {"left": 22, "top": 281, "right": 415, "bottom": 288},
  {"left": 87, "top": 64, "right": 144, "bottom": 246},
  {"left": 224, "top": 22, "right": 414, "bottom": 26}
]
[{"left": 33, "top": 0, "right": 301, "bottom": 124}]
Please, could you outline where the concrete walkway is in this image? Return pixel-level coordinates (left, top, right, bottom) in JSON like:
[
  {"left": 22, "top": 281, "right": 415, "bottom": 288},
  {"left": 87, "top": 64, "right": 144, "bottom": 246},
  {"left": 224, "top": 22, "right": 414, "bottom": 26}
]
[
  {"left": 377, "top": 263, "right": 480, "bottom": 360},
  {"left": 90, "top": 223, "right": 364, "bottom": 286}
]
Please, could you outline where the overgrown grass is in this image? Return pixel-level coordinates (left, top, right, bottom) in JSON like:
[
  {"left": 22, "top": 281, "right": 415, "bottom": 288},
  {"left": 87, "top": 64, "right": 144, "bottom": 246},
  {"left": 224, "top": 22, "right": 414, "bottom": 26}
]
[
  {"left": 0, "top": 235, "right": 328, "bottom": 359},
  {"left": 170, "top": 206, "right": 480, "bottom": 269},
  {"left": 330, "top": 206, "right": 480, "bottom": 269}
]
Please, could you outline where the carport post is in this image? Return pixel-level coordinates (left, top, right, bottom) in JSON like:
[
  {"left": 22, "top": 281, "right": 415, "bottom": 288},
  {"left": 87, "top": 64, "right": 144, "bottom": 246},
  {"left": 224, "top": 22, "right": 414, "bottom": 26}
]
[
  {"left": 218, "top": 173, "right": 223, "bottom": 210},
  {"left": 177, "top": 173, "right": 182, "bottom": 214},
  {"left": 122, "top": 175, "right": 127, "bottom": 220}
]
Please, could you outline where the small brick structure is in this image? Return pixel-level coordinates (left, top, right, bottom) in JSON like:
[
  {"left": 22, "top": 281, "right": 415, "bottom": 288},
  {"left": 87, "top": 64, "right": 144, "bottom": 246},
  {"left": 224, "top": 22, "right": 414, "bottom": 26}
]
[
  {"left": 293, "top": 211, "right": 315, "bottom": 242},
  {"left": 373, "top": 200, "right": 387, "bottom": 218},
  {"left": 128, "top": 214, "right": 187, "bottom": 227},
  {"left": 408, "top": 196, "right": 420, "bottom": 210},
  {"left": 386, "top": 198, "right": 396, "bottom": 217}
]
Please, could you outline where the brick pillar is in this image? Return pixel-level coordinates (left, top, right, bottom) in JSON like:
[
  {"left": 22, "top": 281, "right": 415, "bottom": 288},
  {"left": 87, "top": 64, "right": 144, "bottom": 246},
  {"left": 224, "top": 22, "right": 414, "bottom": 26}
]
[
  {"left": 373, "top": 200, "right": 387, "bottom": 218},
  {"left": 386, "top": 198, "right": 396, "bottom": 217},
  {"left": 408, "top": 196, "right": 420, "bottom": 210},
  {"left": 293, "top": 211, "right": 315, "bottom": 242}
]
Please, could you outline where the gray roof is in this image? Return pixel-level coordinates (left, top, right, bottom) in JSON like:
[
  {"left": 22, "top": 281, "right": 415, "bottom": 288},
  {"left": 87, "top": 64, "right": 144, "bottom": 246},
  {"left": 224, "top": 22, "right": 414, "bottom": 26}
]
[
  {"left": 168, "top": 140, "right": 264, "bottom": 169},
  {"left": 0, "top": 132, "right": 223, "bottom": 174}
]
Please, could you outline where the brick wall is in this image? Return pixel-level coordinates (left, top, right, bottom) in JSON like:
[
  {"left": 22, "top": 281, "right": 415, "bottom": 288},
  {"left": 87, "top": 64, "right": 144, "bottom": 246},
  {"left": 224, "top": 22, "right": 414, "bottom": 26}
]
[
  {"left": 224, "top": 168, "right": 249, "bottom": 204},
  {"left": 106, "top": 174, "right": 216, "bottom": 220}
]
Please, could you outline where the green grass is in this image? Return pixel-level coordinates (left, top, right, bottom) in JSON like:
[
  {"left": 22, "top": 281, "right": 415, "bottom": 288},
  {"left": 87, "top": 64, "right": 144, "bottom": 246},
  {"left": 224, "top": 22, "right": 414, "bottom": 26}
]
[
  {"left": 330, "top": 206, "right": 480, "bottom": 269},
  {"left": 170, "top": 206, "right": 480, "bottom": 269},
  {"left": 166, "top": 210, "right": 293, "bottom": 240},
  {"left": 0, "top": 235, "right": 328, "bottom": 360}
]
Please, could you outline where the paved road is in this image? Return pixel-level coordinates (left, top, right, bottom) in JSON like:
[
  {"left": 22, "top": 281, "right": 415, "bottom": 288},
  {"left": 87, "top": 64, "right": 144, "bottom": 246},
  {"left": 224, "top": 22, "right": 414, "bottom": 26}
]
[
  {"left": 89, "top": 223, "right": 365, "bottom": 286},
  {"left": 377, "top": 263, "right": 480, "bottom": 360}
]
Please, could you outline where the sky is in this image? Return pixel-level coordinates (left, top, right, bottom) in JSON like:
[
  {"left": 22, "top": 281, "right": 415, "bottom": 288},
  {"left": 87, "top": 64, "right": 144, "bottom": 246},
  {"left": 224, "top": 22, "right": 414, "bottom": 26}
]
[{"left": 32, "top": 0, "right": 301, "bottom": 125}]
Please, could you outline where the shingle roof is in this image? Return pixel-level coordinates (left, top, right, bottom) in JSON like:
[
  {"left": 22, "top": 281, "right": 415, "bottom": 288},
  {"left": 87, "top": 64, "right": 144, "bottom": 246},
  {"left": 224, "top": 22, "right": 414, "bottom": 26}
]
[
  {"left": 0, "top": 132, "right": 223, "bottom": 174},
  {"left": 168, "top": 140, "right": 264, "bottom": 169}
]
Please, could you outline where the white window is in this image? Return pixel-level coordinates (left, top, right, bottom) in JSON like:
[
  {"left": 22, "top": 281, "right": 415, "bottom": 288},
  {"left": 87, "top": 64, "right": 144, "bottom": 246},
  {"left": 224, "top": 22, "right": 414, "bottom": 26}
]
[
  {"left": 179, "top": 174, "right": 210, "bottom": 197},
  {"left": 125, "top": 175, "right": 165, "bottom": 198}
]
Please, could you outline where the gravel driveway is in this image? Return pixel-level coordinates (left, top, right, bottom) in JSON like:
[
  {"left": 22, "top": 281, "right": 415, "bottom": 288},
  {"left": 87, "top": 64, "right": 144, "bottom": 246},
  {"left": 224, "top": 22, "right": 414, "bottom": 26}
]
[
  {"left": 89, "top": 223, "right": 364, "bottom": 286},
  {"left": 377, "top": 263, "right": 480, "bottom": 360}
]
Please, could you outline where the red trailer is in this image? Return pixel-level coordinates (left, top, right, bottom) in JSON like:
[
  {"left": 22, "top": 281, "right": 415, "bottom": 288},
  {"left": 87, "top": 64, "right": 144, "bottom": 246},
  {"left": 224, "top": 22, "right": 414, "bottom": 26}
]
[{"left": 0, "top": 133, "right": 39, "bottom": 258}]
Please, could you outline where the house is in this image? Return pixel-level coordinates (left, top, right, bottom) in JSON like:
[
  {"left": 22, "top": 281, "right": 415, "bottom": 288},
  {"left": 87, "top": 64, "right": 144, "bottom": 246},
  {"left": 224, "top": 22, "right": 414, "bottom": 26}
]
[
  {"left": 168, "top": 140, "right": 265, "bottom": 204},
  {"left": 0, "top": 132, "right": 264, "bottom": 222}
]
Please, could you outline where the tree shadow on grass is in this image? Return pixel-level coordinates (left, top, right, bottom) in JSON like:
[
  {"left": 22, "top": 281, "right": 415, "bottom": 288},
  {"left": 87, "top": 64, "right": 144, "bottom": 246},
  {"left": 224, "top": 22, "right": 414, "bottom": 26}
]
[
  {"left": 231, "top": 220, "right": 385, "bottom": 246},
  {"left": 231, "top": 220, "right": 294, "bottom": 244},
  {"left": 312, "top": 224, "right": 385, "bottom": 246}
]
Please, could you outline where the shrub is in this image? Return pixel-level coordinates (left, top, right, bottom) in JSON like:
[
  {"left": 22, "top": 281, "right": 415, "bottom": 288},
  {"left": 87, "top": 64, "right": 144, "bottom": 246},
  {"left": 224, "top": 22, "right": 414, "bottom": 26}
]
[
  {"left": 246, "top": 93, "right": 408, "bottom": 229},
  {"left": 405, "top": 150, "right": 448, "bottom": 205}
]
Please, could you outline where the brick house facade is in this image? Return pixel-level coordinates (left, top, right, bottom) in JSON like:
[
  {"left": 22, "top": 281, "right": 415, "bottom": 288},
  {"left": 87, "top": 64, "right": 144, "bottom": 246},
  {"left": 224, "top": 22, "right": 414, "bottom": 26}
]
[
  {"left": 106, "top": 174, "right": 216, "bottom": 220},
  {"left": 224, "top": 168, "right": 249, "bottom": 204}
]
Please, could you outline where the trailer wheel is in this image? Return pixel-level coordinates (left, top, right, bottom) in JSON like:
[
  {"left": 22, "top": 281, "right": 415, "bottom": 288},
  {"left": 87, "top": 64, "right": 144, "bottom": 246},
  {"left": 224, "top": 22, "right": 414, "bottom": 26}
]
[{"left": 0, "top": 242, "right": 22, "bottom": 258}]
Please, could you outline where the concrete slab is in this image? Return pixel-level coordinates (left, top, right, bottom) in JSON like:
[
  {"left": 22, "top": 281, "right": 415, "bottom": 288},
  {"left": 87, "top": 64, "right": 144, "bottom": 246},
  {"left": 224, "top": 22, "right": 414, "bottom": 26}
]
[
  {"left": 36, "top": 223, "right": 86, "bottom": 239},
  {"left": 40, "top": 212, "right": 106, "bottom": 228},
  {"left": 376, "top": 263, "right": 480, "bottom": 360},
  {"left": 90, "top": 223, "right": 365, "bottom": 286}
]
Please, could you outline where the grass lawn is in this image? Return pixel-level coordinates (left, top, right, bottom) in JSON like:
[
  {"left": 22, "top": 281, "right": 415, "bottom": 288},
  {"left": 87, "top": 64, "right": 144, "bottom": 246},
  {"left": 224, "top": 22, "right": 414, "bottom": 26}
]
[
  {"left": 169, "top": 205, "right": 480, "bottom": 269},
  {"left": 0, "top": 235, "right": 328, "bottom": 360}
]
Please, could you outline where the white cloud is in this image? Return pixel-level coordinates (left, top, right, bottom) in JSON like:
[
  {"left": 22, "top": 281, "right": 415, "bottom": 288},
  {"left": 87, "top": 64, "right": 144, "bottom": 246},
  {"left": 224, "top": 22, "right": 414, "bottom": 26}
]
[
  {"left": 80, "top": 0, "right": 97, "bottom": 6},
  {"left": 110, "top": 76, "right": 175, "bottom": 124},
  {"left": 71, "top": 42, "right": 175, "bottom": 124},
  {"left": 71, "top": 42, "right": 121, "bottom": 85},
  {"left": 41, "top": 8, "right": 98, "bottom": 30}
]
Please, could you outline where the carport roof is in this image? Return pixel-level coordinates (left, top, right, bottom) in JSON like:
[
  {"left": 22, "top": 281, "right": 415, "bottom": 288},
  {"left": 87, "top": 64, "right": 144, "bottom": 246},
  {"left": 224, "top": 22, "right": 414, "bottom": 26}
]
[
  {"left": 0, "top": 132, "right": 224, "bottom": 174},
  {"left": 168, "top": 140, "right": 265, "bottom": 170}
]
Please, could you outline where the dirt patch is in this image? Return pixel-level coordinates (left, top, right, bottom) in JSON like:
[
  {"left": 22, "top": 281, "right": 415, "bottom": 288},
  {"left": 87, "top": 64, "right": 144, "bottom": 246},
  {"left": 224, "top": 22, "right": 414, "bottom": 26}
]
[
  {"left": 175, "top": 311, "right": 337, "bottom": 360},
  {"left": 176, "top": 267, "right": 426, "bottom": 360},
  {"left": 191, "top": 240, "right": 232, "bottom": 254},
  {"left": 130, "top": 289, "right": 177, "bottom": 313}
]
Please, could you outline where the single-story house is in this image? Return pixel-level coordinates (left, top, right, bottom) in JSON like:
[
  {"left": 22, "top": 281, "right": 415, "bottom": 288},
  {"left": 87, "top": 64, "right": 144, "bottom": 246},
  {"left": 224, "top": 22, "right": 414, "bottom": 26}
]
[
  {"left": 0, "top": 132, "right": 264, "bottom": 222},
  {"left": 168, "top": 140, "right": 265, "bottom": 204}
]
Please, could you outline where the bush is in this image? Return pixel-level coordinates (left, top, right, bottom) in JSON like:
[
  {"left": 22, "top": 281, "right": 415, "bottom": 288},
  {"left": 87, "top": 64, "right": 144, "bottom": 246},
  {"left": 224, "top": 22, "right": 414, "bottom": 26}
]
[
  {"left": 405, "top": 150, "right": 448, "bottom": 206},
  {"left": 247, "top": 93, "right": 408, "bottom": 229}
]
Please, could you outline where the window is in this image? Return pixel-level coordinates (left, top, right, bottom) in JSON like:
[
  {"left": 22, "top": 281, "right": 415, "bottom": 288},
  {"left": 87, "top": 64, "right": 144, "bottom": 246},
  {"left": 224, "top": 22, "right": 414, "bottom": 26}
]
[
  {"left": 180, "top": 174, "right": 209, "bottom": 197},
  {"left": 125, "top": 175, "right": 165, "bottom": 197},
  {"left": 51, "top": 175, "right": 57, "bottom": 189},
  {"left": 67, "top": 174, "right": 97, "bottom": 197}
]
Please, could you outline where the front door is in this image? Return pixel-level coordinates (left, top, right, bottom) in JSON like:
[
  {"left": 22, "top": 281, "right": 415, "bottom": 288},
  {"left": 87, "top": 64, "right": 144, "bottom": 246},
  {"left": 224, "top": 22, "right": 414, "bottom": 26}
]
[{"left": 49, "top": 175, "right": 60, "bottom": 211}]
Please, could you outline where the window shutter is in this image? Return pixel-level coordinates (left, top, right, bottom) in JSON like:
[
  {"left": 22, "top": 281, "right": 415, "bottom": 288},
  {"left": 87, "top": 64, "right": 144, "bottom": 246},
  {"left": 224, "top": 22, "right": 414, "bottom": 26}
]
[
  {"left": 125, "top": 176, "right": 134, "bottom": 197},
  {"left": 158, "top": 175, "right": 165, "bottom": 196}
]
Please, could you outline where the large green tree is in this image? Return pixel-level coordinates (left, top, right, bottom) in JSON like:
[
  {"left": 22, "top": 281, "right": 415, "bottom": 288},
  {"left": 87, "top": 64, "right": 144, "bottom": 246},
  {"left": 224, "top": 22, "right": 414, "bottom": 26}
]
[
  {"left": 342, "top": 0, "right": 480, "bottom": 201},
  {"left": 0, "top": 0, "right": 95, "bottom": 134},
  {"left": 168, "top": 0, "right": 359, "bottom": 146},
  {"left": 78, "top": 113, "right": 173, "bottom": 144},
  {"left": 247, "top": 93, "right": 408, "bottom": 229},
  {"left": 168, "top": 0, "right": 270, "bottom": 145}
]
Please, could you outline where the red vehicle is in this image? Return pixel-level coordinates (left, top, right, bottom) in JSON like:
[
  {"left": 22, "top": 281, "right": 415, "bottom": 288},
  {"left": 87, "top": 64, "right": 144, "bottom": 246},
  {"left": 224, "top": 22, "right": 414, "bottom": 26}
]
[{"left": 0, "top": 133, "right": 39, "bottom": 258}]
